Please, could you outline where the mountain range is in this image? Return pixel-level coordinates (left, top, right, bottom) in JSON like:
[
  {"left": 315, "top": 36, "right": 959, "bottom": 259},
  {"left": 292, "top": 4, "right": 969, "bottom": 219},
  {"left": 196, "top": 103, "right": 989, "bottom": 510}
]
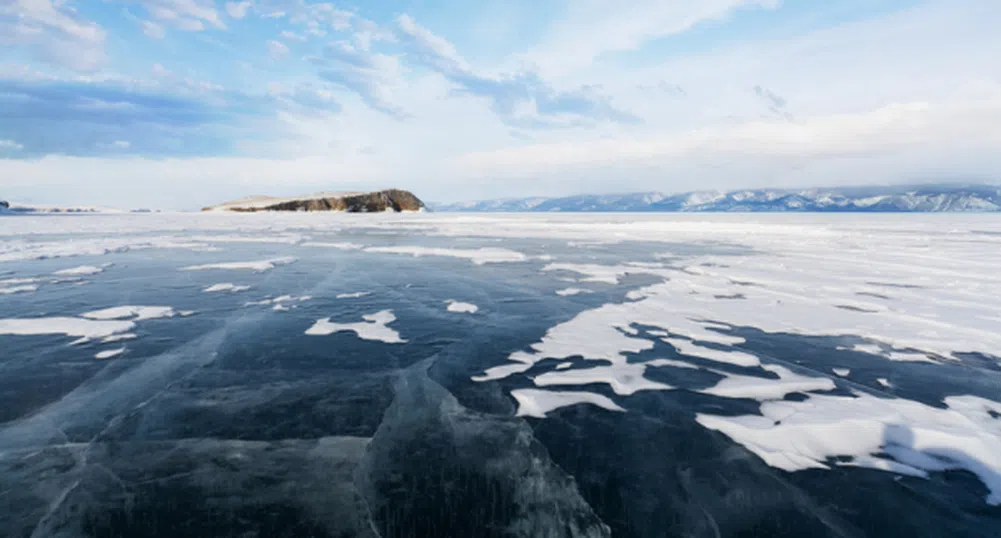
[{"left": 432, "top": 184, "right": 1001, "bottom": 213}]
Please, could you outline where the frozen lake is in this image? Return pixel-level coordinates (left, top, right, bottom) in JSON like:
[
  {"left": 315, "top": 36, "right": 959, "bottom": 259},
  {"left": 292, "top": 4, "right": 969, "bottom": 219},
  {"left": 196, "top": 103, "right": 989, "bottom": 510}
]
[{"left": 1, "top": 212, "right": 1000, "bottom": 537}]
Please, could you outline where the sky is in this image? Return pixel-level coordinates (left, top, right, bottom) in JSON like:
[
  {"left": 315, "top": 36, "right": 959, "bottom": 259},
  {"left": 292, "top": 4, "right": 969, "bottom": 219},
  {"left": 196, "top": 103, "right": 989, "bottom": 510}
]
[{"left": 1, "top": 0, "right": 1000, "bottom": 209}]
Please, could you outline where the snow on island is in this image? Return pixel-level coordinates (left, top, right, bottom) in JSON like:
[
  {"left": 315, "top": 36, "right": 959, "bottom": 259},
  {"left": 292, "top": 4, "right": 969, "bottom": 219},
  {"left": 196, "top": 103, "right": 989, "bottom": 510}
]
[{"left": 202, "top": 189, "right": 425, "bottom": 212}]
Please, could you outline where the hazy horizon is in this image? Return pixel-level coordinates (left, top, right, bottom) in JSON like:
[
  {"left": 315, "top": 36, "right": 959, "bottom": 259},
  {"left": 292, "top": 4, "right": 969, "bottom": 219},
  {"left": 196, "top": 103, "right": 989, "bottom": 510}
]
[{"left": 2, "top": 0, "right": 1000, "bottom": 209}]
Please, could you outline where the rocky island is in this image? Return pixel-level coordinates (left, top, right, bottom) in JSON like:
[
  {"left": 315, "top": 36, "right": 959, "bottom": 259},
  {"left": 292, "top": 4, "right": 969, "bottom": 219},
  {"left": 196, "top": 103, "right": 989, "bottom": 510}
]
[{"left": 203, "top": 189, "right": 425, "bottom": 213}]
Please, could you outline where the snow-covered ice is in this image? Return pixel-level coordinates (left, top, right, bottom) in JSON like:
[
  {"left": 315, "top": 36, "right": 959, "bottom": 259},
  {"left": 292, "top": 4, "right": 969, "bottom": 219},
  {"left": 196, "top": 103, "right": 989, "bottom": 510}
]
[
  {"left": 0, "top": 317, "right": 135, "bottom": 340},
  {"left": 203, "top": 283, "right": 252, "bottom": 293},
  {"left": 246, "top": 295, "right": 311, "bottom": 309},
  {"left": 0, "top": 284, "right": 37, "bottom": 295},
  {"left": 53, "top": 264, "right": 110, "bottom": 276},
  {"left": 511, "top": 388, "right": 626, "bottom": 418},
  {"left": 445, "top": 300, "right": 479, "bottom": 313},
  {"left": 94, "top": 347, "right": 126, "bottom": 359},
  {"left": 555, "top": 287, "right": 593, "bottom": 296},
  {"left": 81, "top": 306, "right": 179, "bottom": 321},
  {"left": 305, "top": 310, "right": 406, "bottom": 343},
  {"left": 102, "top": 333, "right": 138, "bottom": 343},
  {"left": 698, "top": 364, "right": 836, "bottom": 400},
  {"left": 181, "top": 257, "right": 298, "bottom": 272},
  {"left": 364, "top": 246, "right": 527, "bottom": 264},
  {"left": 697, "top": 392, "right": 1001, "bottom": 505},
  {"left": 336, "top": 292, "right": 372, "bottom": 299}
]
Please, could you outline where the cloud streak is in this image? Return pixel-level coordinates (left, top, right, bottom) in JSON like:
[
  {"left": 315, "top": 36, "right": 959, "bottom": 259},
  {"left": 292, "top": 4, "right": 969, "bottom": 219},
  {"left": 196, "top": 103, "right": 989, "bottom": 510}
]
[
  {"left": 396, "top": 14, "right": 638, "bottom": 128},
  {"left": 0, "top": 0, "right": 107, "bottom": 71}
]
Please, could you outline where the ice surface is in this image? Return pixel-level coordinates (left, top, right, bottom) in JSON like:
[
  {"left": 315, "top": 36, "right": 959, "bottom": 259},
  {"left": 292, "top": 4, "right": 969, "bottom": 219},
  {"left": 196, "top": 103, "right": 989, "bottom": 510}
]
[
  {"left": 4, "top": 211, "right": 1001, "bottom": 513},
  {"left": 81, "top": 306, "right": 179, "bottom": 321},
  {"left": 305, "top": 310, "right": 406, "bottom": 343},
  {"left": 364, "top": 246, "right": 527, "bottom": 264},
  {"left": 94, "top": 347, "right": 126, "bottom": 359},
  {"left": 445, "top": 300, "right": 479, "bottom": 313},
  {"left": 511, "top": 388, "right": 626, "bottom": 418},
  {"left": 181, "top": 257, "right": 298, "bottom": 272},
  {"left": 203, "top": 283, "right": 252, "bottom": 293},
  {"left": 0, "top": 236, "right": 217, "bottom": 263}
]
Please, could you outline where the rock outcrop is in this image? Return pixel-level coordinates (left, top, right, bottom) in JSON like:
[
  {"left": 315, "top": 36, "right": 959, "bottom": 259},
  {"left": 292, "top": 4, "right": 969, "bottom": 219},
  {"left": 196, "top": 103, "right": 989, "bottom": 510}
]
[
  {"left": 204, "top": 190, "right": 425, "bottom": 213},
  {"left": 0, "top": 201, "right": 8, "bottom": 209}
]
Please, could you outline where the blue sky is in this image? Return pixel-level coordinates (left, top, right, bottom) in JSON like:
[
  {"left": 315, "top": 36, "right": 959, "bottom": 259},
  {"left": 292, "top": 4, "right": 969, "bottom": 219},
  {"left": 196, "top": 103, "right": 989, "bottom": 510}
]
[{"left": 1, "top": 0, "right": 999, "bottom": 208}]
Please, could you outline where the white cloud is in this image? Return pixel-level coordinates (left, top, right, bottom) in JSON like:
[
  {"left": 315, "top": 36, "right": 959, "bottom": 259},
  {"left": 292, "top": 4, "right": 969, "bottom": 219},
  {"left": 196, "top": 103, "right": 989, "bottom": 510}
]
[
  {"left": 525, "top": 0, "right": 779, "bottom": 77},
  {"left": 150, "top": 62, "right": 172, "bottom": 78},
  {"left": 138, "top": 0, "right": 226, "bottom": 32},
  {"left": 0, "top": 0, "right": 107, "bottom": 71},
  {"left": 311, "top": 41, "right": 409, "bottom": 117},
  {"left": 224, "top": 1, "right": 251, "bottom": 19},
  {"left": 279, "top": 30, "right": 306, "bottom": 42},
  {"left": 451, "top": 99, "right": 1001, "bottom": 178},
  {"left": 352, "top": 17, "right": 396, "bottom": 51},
  {"left": 0, "top": 140, "right": 25, "bottom": 151},
  {"left": 141, "top": 20, "right": 166, "bottom": 39},
  {"left": 267, "top": 39, "right": 289, "bottom": 59}
]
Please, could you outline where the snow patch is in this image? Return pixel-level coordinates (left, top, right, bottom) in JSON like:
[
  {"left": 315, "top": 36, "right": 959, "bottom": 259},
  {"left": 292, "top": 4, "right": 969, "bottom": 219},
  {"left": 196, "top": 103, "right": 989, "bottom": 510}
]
[
  {"left": 511, "top": 388, "right": 626, "bottom": 418},
  {"left": 203, "top": 283, "right": 252, "bottom": 293},
  {"left": 102, "top": 333, "right": 137, "bottom": 343},
  {"left": 181, "top": 257, "right": 298, "bottom": 272},
  {"left": 305, "top": 310, "right": 406, "bottom": 343},
  {"left": 81, "top": 306, "right": 178, "bottom": 321},
  {"left": 94, "top": 347, "right": 126, "bottom": 359},
  {"left": 53, "top": 264, "right": 110, "bottom": 276},
  {"left": 697, "top": 392, "right": 1001, "bottom": 506},
  {"left": 556, "top": 287, "right": 593, "bottom": 296},
  {"left": 0, "top": 317, "right": 135, "bottom": 341},
  {"left": 336, "top": 292, "right": 371, "bottom": 299},
  {"left": 445, "top": 300, "right": 478, "bottom": 313},
  {"left": 699, "top": 364, "right": 836, "bottom": 400},
  {"left": 364, "top": 246, "right": 527, "bottom": 264},
  {"left": 0, "top": 284, "right": 37, "bottom": 295}
]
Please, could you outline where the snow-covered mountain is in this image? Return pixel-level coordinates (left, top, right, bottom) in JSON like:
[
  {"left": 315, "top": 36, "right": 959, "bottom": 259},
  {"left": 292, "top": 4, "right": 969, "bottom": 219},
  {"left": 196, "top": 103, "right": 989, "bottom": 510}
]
[{"left": 433, "top": 184, "right": 1001, "bottom": 213}]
